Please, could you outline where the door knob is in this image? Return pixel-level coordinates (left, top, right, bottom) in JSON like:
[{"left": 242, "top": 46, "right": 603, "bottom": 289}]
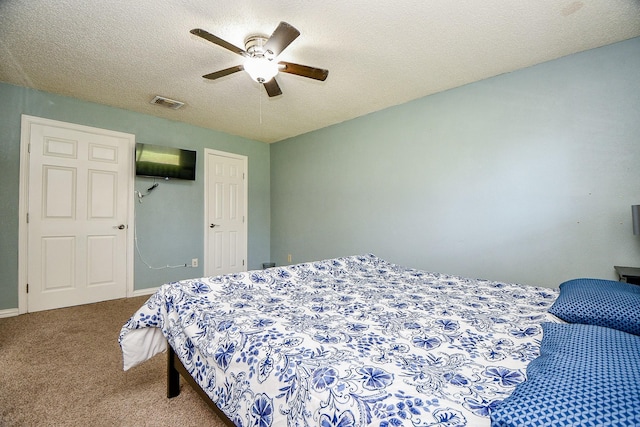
[
  {"left": 210, "top": 224, "right": 219, "bottom": 228},
  {"left": 114, "top": 224, "right": 126, "bottom": 230}
]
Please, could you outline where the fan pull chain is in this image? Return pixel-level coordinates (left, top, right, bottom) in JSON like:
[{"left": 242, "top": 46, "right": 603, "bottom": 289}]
[{"left": 259, "top": 84, "right": 263, "bottom": 124}]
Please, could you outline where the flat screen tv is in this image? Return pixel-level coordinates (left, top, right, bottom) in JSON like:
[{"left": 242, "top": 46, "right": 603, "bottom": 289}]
[{"left": 135, "top": 143, "right": 196, "bottom": 180}]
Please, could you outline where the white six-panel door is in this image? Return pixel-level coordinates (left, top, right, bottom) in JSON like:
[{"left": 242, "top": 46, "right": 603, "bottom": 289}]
[
  {"left": 204, "top": 149, "right": 247, "bottom": 276},
  {"left": 21, "top": 116, "right": 133, "bottom": 312}
]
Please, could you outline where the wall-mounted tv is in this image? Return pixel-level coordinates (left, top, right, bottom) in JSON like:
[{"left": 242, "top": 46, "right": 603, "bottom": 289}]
[{"left": 135, "top": 143, "right": 196, "bottom": 181}]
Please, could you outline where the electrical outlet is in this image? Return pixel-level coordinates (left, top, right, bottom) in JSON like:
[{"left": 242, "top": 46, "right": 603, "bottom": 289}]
[
  {"left": 191, "top": 258, "right": 198, "bottom": 268},
  {"left": 287, "top": 254, "right": 292, "bottom": 263}
]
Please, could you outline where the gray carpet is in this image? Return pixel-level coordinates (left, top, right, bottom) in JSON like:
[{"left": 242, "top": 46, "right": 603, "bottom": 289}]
[{"left": 0, "top": 296, "right": 228, "bottom": 426}]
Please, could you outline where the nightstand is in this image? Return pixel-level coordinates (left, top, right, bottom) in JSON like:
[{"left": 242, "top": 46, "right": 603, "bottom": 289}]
[{"left": 613, "top": 266, "right": 640, "bottom": 285}]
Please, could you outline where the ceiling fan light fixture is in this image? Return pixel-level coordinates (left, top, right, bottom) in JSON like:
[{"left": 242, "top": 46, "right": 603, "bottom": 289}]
[
  {"left": 244, "top": 56, "right": 279, "bottom": 83},
  {"left": 191, "top": 22, "right": 327, "bottom": 97}
]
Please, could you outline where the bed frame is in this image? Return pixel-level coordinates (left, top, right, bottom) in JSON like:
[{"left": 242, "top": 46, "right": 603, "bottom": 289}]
[{"left": 167, "top": 344, "right": 235, "bottom": 426}]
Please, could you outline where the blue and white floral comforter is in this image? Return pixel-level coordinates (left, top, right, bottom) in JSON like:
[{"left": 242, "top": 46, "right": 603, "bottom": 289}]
[{"left": 119, "top": 254, "right": 558, "bottom": 427}]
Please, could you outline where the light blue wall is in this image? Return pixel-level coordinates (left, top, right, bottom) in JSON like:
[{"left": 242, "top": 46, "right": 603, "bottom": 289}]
[
  {"left": 3, "top": 38, "right": 639, "bottom": 310},
  {"left": 0, "top": 83, "right": 270, "bottom": 309},
  {"left": 271, "top": 37, "right": 640, "bottom": 288}
]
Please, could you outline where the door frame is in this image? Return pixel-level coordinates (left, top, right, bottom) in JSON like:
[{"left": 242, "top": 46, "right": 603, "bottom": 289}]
[
  {"left": 17, "top": 115, "right": 136, "bottom": 314},
  {"left": 203, "top": 148, "right": 248, "bottom": 277}
]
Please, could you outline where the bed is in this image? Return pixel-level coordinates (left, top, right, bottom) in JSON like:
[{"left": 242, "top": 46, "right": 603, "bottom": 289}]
[{"left": 119, "top": 254, "right": 640, "bottom": 426}]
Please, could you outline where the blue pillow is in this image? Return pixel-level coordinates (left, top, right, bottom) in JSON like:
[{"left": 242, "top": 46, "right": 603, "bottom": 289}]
[
  {"left": 490, "top": 322, "right": 640, "bottom": 427},
  {"left": 548, "top": 278, "right": 640, "bottom": 336}
]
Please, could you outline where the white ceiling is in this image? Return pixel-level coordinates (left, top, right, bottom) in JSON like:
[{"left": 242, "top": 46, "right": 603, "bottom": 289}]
[{"left": 1, "top": 1, "right": 639, "bottom": 143}]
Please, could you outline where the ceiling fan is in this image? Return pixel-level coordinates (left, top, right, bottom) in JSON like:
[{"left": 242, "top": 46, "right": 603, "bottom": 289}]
[{"left": 190, "top": 22, "right": 328, "bottom": 97}]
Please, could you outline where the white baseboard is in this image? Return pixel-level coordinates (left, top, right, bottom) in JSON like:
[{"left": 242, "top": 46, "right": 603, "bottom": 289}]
[
  {"left": 0, "top": 308, "right": 20, "bottom": 318},
  {"left": 132, "top": 287, "right": 159, "bottom": 297},
  {"left": 0, "top": 290, "right": 158, "bottom": 317}
]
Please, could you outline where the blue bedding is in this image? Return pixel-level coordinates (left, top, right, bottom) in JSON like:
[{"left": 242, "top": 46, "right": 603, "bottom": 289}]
[
  {"left": 491, "top": 322, "right": 640, "bottom": 426},
  {"left": 119, "top": 254, "right": 558, "bottom": 426}
]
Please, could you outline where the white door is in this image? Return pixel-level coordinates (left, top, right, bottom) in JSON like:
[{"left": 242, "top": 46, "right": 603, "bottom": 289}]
[
  {"left": 204, "top": 149, "right": 247, "bottom": 276},
  {"left": 23, "top": 116, "right": 133, "bottom": 312}
]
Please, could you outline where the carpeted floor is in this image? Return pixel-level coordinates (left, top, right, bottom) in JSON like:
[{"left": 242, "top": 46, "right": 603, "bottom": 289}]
[{"left": 0, "top": 296, "right": 228, "bottom": 426}]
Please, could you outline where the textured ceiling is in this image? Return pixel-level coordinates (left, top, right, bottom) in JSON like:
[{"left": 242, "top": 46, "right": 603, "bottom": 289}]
[{"left": 1, "top": 0, "right": 639, "bottom": 143}]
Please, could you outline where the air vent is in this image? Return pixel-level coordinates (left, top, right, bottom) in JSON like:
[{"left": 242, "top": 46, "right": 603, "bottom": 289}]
[{"left": 150, "top": 95, "right": 185, "bottom": 110}]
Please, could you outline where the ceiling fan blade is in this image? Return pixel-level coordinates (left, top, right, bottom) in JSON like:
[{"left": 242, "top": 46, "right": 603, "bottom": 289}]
[
  {"left": 190, "top": 28, "right": 248, "bottom": 57},
  {"left": 279, "top": 61, "right": 328, "bottom": 81},
  {"left": 264, "top": 22, "right": 300, "bottom": 57},
  {"left": 202, "top": 65, "right": 244, "bottom": 80},
  {"left": 263, "top": 78, "right": 283, "bottom": 97}
]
